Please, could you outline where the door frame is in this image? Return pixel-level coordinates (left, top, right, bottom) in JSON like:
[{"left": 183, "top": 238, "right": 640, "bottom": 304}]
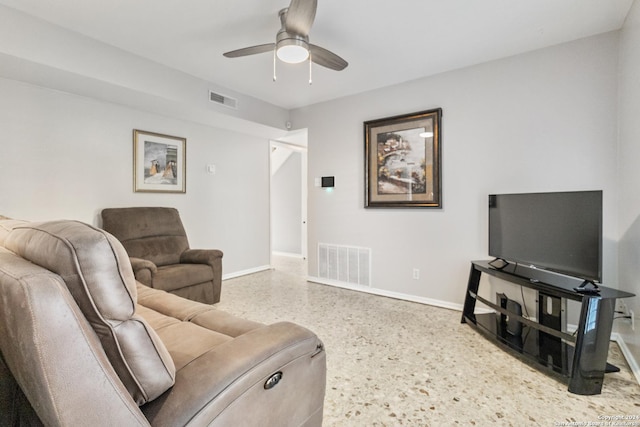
[{"left": 269, "top": 134, "right": 308, "bottom": 263}]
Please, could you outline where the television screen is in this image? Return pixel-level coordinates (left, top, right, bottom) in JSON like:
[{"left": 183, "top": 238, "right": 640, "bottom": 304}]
[{"left": 488, "top": 190, "right": 602, "bottom": 283}]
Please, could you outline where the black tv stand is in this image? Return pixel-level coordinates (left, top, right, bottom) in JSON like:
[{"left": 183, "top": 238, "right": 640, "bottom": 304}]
[{"left": 462, "top": 260, "right": 635, "bottom": 395}]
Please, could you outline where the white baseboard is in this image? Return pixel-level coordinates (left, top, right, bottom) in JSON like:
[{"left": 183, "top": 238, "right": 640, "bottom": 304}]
[
  {"left": 307, "top": 275, "right": 464, "bottom": 312},
  {"left": 222, "top": 265, "right": 272, "bottom": 280},
  {"left": 272, "top": 251, "right": 305, "bottom": 259}
]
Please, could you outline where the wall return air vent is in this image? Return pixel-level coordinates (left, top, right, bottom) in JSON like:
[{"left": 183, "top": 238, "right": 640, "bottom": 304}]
[
  {"left": 209, "top": 90, "right": 238, "bottom": 109},
  {"left": 318, "top": 243, "right": 371, "bottom": 287}
]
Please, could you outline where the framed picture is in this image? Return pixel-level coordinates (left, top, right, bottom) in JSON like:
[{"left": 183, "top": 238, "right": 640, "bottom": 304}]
[
  {"left": 364, "top": 108, "right": 442, "bottom": 208},
  {"left": 133, "top": 130, "right": 186, "bottom": 193}
]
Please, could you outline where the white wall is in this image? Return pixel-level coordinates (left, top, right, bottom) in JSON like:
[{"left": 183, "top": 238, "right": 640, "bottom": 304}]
[
  {"left": 291, "top": 32, "right": 620, "bottom": 307},
  {"left": 0, "top": 77, "right": 272, "bottom": 275},
  {"left": 0, "top": 4, "right": 290, "bottom": 139},
  {"left": 272, "top": 149, "right": 303, "bottom": 255},
  {"left": 617, "top": 0, "right": 640, "bottom": 371}
]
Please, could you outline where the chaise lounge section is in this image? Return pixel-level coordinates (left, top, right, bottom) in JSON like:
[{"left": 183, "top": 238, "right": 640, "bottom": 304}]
[{"left": 0, "top": 218, "right": 326, "bottom": 426}]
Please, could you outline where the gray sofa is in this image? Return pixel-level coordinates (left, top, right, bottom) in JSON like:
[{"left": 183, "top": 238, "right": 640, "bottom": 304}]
[{"left": 0, "top": 218, "right": 326, "bottom": 426}]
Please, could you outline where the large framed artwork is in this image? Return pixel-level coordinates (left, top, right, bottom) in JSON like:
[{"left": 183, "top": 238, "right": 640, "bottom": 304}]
[
  {"left": 364, "top": 108, "right": 442, "bottom": 208},
  {"left": 133, "top": 130, "right": 186, "bottom": 193}
]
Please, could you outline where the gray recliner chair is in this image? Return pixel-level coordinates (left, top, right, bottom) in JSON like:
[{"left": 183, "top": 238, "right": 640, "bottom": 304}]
[{"left": 101, "top": 207, "right": 222, "bottom": 304}]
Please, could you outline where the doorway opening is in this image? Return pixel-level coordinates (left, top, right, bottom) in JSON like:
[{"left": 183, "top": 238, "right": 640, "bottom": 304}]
[{"left": 270, "top": 131, "right": 308, "bottom": 264}]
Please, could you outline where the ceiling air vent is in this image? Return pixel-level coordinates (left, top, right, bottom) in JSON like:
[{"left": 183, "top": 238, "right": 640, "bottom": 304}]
[{"left": 209, "top": 90, "right": 238, "bottom": 109}]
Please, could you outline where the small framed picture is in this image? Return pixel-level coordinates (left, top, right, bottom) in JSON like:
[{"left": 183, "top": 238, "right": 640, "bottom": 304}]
[
  {"left": 133, "top": 130, "right": 186, "bottom": 193},
  {"left": 364, "top": 108, "right": 442, "bottom": 208}
]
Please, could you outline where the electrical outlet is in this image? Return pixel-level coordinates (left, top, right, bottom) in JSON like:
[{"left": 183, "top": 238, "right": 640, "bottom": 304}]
[
  {"left": 412, "top": 268, "right": 420, "bottom": 280},
  {"left": 619, "top": 301, "right": 628, "bottom": 316},
  {"left": 630, "top": 310, "right": 635, "bottom": 331}
]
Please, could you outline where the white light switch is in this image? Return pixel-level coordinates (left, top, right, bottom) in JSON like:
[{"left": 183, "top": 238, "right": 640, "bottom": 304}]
[{"left": 206, "top": 164, "right": 216, "bottom": 174}]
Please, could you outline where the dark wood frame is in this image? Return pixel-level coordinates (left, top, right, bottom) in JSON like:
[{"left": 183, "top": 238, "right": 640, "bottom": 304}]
[{"left": 364, "top": 108, "right": 442, "bottom": 208}]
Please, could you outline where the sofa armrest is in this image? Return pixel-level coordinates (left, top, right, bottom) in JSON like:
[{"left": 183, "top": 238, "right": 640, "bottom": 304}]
[
  {"left": 180, "top": 249, "right": 223, "bottom": 267},
  {"left": 129, "top": 257, "right": 157, "bottom": 285},
  {"left": 141, "top": 322, "right": 326, "bottom": 427}
]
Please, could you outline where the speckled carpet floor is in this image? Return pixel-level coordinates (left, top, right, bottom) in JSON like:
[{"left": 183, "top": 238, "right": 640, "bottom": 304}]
[{"left": 216, "top": 256, "right": 640, "bottom": 426}]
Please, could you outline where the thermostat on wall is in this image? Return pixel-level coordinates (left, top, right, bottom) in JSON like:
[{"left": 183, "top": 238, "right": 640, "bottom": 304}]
[{"left": 321, "top": 176, "right": 335, "bottom": 188}]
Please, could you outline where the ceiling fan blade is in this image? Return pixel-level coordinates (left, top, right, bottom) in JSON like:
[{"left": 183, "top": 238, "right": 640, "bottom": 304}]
[
  {"left": 285, "top": 0, "right": 317, "bottom": 36},
  {"left": 223, "top": 43, "right": 275, "bottom": 58},
  {"left": 309, "top": 44, "right": 348, "bottom": 71}
]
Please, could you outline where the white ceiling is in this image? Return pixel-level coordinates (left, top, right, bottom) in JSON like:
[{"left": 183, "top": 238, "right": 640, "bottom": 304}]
[{"left": 0, "top": 0, "right": 634, "bottom": 110}]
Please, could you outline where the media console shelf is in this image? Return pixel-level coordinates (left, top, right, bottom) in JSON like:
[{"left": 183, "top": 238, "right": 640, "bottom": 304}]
[{"left": 462, "top": 260, "right": 635, "bottom": 395}]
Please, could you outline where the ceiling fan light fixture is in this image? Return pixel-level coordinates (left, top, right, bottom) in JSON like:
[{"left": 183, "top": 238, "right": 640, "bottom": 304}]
[{"left": 276, "top": 38, "right": 309, "bottom": 63}]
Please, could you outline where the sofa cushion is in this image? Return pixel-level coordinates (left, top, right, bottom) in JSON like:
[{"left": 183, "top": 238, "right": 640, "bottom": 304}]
[
  {"left": 136, "top": 283, "right": 264, "bottom": 337},
  {"left": 4, "top": 220, "right": 175, "bottom": 405},
  {"left": 0, "top": 218, "right": 28, "bottom": 247},
  {"left": 137, "top": 304, "right": 233, "bottom": 371}
]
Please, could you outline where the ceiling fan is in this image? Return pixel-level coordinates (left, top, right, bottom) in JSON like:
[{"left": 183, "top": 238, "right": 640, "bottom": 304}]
[{"left": 223, "top": 0, "right": 348, "bottom": 75}]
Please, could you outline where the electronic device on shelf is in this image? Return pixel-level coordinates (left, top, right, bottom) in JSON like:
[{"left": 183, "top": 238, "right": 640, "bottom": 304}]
[
  {"left": 488, "top": 190, "right": 603, "bottom": 288},
  {"left": 497, "top": 293, "right": 523, "bottom": 337}
]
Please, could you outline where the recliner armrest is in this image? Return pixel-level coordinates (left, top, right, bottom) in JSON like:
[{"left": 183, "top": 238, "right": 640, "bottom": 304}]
[
  {"left": 130, "top": 257, "right": 157, "bottom": 286},
  {"left": 180, "top": 249, "right": 223, "bottom": 266},
  {"left": 141, "top": 322, "right": 326, "bottom": 427},
  {"left": 130, "top": 257, "right": 158, "bottom": 273}
]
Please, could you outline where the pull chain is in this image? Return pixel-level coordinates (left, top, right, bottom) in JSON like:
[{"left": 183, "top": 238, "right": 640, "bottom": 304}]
[
  {"left": 273, "top": 49, "right": 277, "bottom": 82},
  {"left": 273, "top": 49, "right": 314, "bottom": 84}
]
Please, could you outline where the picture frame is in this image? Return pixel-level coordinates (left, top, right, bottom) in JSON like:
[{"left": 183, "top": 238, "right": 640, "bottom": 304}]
[
  {"left": 364, "top": 108, "right": 442, "bottom": 208},
  {"left": 133, "top": 129, "right": 186, "bottom": 193}
]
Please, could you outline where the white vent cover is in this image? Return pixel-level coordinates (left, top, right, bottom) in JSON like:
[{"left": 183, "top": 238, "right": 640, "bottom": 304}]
[
  {"left": 209, "top": 90, "right": 238, "bottom": 109},
  {"left": 318, "top": 243, "right": 371, "bottom": 286}
]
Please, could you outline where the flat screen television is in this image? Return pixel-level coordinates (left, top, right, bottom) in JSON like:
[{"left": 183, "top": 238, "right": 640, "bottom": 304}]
[{"left": 488, "top": 190, "right": 602, "bottom": 284}]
